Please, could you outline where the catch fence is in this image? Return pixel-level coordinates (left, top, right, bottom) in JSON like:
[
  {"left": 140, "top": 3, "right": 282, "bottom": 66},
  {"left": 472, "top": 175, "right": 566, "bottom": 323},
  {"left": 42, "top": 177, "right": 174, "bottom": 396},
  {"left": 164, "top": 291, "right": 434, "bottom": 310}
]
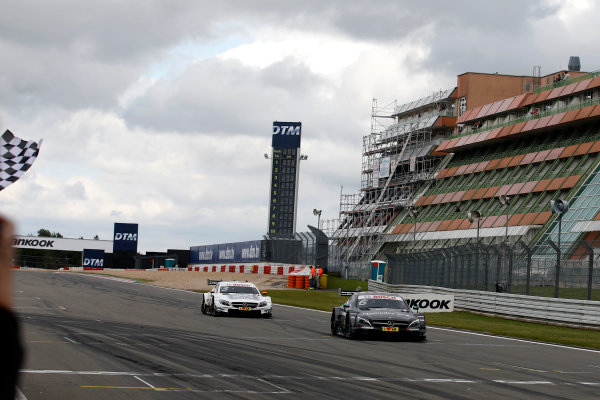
[{"left": 386, "top": 240, "right": 600, "bottom": 300}]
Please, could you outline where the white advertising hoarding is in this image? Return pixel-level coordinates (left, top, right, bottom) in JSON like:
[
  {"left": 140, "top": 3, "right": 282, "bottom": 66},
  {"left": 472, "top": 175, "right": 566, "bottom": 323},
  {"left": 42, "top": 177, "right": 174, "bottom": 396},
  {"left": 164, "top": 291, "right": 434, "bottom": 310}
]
[
  {"left": 12, "top": 235, "right": 113, "bottom": 252},
  {"left": 399, "top": 293, "right": 454, "bottom": 313}
]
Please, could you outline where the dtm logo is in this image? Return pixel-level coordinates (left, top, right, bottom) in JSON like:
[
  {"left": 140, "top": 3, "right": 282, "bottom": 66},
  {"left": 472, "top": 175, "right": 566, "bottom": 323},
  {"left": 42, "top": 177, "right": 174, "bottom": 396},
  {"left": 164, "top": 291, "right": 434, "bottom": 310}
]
[
  {"left": 115, "top": 233, "right": 137, "bottom": 241},
  {"left": 83, "top": 258, "right": 103, "bottom": 267},
  {"left": 272, "top": 125, "right": 301, "bottom": 136}
]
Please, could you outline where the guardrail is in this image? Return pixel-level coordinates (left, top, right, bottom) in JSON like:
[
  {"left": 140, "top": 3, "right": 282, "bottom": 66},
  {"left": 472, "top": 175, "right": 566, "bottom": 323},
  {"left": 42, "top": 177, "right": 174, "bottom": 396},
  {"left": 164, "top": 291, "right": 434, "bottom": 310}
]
[{"left": 368, "top": 280, "right": 600, "bottom": 328}]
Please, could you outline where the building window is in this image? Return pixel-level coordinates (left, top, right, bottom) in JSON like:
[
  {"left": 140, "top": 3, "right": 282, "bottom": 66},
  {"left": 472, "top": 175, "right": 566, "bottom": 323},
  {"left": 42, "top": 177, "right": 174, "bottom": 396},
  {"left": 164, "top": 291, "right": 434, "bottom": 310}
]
[{"left": 459, "top": 97, "right": 467, "bottom": 116}]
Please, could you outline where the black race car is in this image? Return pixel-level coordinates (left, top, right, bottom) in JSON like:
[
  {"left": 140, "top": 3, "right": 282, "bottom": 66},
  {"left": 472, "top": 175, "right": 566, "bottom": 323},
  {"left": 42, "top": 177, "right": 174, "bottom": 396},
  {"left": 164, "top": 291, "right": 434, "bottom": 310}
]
[{"left": 330, "top": 292, "right": 426, "bottom": 341}]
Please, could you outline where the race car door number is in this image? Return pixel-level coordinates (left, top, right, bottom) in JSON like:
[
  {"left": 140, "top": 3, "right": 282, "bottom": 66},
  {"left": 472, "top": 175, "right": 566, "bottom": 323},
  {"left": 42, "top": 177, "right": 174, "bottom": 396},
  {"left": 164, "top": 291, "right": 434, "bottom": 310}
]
[
  {"left": 381, "top": 327, "right": 399, "bottom": 332},
  {"left": 238, "top": 307, "right": 252, "bottom": 311}
]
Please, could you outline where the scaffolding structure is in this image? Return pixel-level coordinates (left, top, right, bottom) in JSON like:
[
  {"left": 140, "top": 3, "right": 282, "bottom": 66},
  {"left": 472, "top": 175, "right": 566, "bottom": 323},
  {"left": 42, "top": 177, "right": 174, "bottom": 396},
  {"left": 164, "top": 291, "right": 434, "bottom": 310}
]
[{"left": 327, "top": 90, "right": 457, "bottom": 278}]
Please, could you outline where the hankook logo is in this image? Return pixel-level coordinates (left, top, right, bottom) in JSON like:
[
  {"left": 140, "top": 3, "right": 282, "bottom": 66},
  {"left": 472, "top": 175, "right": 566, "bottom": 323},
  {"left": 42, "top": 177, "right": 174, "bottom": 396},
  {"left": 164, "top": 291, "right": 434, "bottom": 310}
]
[{"left": 12, "top": 238, "right": 55, "bottom": 248}]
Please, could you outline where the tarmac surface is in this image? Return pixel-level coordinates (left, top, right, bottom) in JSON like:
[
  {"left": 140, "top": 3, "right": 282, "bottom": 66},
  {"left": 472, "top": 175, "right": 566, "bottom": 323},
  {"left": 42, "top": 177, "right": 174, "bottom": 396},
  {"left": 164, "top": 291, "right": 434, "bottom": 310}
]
[{"left": 14, "top": 269, "right": 600, "bottom": 399}]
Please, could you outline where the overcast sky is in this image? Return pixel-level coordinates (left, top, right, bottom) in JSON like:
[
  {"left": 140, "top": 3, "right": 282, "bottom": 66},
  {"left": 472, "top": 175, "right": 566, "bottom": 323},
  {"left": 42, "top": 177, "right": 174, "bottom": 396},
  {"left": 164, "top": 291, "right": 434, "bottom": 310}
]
[{"left": 2, "top": 0, "right": 599, "bottom": 253}]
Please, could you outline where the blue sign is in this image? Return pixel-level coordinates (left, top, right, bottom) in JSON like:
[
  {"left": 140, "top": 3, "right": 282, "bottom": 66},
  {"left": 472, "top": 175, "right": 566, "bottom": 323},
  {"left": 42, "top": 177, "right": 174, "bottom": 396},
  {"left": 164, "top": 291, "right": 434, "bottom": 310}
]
[
  {"left": 83, "top": 249, "right": 105, "bottom": 268},
  {"left": 113, "top": 223, "right": 138, "bottom": 252},
  {"left": 190, "top": 241, "right": 262, "bottom": 263},
  {"left": 190, "top": 244, "right": 219, "bottom": 263},
  {"left": 272, "top": 121, "right": 301, "bottom": 148}
]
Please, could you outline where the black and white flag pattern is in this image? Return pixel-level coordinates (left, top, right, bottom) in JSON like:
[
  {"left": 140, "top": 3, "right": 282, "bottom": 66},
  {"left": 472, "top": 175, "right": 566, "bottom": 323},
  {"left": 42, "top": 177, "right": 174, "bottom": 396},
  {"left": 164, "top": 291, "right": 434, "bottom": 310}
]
[{"left": 0, "top": 130, "right": 42, "bottom": 191}]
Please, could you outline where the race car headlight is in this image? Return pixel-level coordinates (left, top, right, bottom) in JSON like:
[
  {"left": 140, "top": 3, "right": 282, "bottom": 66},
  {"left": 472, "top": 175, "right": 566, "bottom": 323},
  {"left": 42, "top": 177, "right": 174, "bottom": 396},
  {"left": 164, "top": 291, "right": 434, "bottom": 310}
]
[
  {"left": 219, "top": 300, "right": 231, "bottom": 306},
  {"left": 258, "top": 301, "right": 267, "bottom": 307},
  {"left": 408, "top": 319, "right": 421, "bottom": 330},
  {"left": 357, "top": 317, "right": 372, "bottom": 327}
]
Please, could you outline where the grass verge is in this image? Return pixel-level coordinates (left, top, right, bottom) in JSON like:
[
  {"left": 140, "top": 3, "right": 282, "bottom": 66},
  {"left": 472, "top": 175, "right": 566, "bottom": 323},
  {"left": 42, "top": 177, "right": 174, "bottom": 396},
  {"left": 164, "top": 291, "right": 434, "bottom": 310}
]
[{"left": 267, "top": 288, "right": 600, "bottom": 350}]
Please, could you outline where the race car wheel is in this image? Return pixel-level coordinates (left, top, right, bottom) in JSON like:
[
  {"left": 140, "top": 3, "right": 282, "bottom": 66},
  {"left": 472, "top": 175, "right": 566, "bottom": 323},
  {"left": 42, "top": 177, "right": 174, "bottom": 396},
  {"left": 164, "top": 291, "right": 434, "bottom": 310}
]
[
  {"left": 344, "top": 315, "right": 355, "bottom": 340},
  {"left": 330, "top": 314, "right": 338, "bottom": 336},
  {"left": 201, "top": 297, "right": 207, "bottom": 314}
]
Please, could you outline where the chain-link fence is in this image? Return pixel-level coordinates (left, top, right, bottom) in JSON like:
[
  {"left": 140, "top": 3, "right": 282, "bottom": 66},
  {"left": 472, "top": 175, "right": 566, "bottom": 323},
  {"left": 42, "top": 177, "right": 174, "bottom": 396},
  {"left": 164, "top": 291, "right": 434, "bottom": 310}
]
[
  {"left": 264, "top": 227, "right": 328, "bottom": 267},
  {"left": 385, "top": 240, "right": 600, "bottom": 300},
  {"left": 13, "top": 253, "right": 75, "bottom": 269}
]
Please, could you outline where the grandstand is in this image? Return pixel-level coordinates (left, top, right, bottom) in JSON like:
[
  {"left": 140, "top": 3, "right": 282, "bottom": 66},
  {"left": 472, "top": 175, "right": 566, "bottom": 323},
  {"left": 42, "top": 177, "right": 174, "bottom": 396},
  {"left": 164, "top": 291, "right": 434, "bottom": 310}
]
[{"left": 328, "top": 58, "right": 600, "bottom": 277}]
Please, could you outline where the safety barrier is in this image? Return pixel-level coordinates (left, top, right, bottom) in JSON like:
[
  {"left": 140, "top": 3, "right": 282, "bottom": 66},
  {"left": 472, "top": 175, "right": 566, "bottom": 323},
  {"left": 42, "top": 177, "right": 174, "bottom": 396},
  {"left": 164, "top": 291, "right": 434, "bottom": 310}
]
[
  {"left": 186, "top": 263, "right": 303, "bottom": 275},
  {"left": 61, "top": 264, "right": 307, "bottom": 275},
  {"left": 368, "top": 280, "right": 600, "bottom": 328}
]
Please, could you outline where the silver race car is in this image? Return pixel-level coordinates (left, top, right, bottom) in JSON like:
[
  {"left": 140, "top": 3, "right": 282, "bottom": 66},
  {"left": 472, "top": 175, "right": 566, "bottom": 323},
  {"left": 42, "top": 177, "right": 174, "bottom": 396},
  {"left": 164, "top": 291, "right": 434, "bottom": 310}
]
[{"left": 202, "top": 281, "right": 272, "bottom": 318}]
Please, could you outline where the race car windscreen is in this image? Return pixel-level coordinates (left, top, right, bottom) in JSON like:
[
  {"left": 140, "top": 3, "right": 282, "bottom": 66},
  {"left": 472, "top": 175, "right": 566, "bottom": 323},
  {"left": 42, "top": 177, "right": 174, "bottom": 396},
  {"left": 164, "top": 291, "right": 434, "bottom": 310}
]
[
  {"left": 219, "top": 286, "right": 260, "bottom": 295},
  {"left": 357, "top": 297, "right": 408, "bottom": 311}
]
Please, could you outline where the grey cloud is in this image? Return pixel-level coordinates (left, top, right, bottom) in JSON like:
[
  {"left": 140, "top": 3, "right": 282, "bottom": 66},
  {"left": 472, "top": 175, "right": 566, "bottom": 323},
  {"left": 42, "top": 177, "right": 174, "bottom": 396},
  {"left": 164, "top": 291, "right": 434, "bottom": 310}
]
[
  {"left": 1, "top": 0, "right": 567, "bottom": 117},
  {"left": 63, "top": 181, "right": 87, "bottom": 200},
  {"left": 0, "top": 39, "right": 141, "bottom": 114},
  {"left": 122, "top": 56, "right": 332, "bottom": 136}
]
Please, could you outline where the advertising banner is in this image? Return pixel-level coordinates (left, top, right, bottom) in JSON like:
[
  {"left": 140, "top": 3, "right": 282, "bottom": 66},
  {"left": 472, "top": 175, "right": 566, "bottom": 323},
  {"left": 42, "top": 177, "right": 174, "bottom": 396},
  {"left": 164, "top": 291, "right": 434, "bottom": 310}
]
[
  {"left": 12, "top": 236, "right": 113, "bottom": 252},
  {"left": 82, "top": 249, "right": 105, "bottom": 268},
  {"left": 272, "top": 121, "right": 301, "bottom": 148},
  {"left": 232, "top": 240, "right": 262, "bottom": 262},
  {"left": 399, "top": 293, "right": 454, "bottom": 313},
  {"left": 113, "top": 223, "right": 138, "bottom": 252},
  {"left": 217, "top": 243, "right": 236, "bottom": 261},
  {"left": 379, "top": 156, "right": 390, "bottom": 179},
  {"left": 190, "top": 244, "right": 219, "bottom": 264},
  {"left": 190, "top": 240, "right": 263, "bottom": 263}
]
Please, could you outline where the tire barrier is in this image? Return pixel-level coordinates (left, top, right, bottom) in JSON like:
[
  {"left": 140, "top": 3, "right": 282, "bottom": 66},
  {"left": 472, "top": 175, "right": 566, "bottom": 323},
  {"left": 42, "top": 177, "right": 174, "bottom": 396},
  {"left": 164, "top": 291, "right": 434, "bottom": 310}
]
[{"left": 287, "top": 275, "right": 296, "bottom": 288}]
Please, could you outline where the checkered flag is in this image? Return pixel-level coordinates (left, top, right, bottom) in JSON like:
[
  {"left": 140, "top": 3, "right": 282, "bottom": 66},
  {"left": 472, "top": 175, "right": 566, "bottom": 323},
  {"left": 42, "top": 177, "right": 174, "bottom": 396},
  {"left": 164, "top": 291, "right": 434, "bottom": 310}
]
[{"left": 0, "top": 130, "right": 42, "bottom": 191}]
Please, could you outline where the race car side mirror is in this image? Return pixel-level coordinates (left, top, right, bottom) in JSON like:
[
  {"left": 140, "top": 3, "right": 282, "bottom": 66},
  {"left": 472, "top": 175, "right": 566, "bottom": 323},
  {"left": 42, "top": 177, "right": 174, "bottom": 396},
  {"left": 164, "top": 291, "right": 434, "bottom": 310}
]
[
  {"left": 210, "top": 289, "right": 215, "bottom": 293},
  {"left": 412, "top": 305, "right": 419, "bottom": 312},
  {"left": 343, "top": 304, "right": 350, "bottom": 308},
  {"left": 262, "top": 291, "right": 268, "bottom": 295}
]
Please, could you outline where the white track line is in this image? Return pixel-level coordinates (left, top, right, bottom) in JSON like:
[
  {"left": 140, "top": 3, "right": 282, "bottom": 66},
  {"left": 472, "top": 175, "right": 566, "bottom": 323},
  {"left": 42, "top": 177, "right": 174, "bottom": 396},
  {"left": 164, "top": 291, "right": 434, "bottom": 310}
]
[
  {"left": 134, "top": 375, "right": 156, "bottom": 388},
  {"left": 19, "top": 369, "right": 600, "bottom": 387}
]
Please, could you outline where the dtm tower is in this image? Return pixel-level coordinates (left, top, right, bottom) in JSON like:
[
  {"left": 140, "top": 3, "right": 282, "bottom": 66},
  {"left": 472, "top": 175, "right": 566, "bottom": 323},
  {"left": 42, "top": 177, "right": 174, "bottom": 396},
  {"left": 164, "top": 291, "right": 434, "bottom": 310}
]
[{"left": 267, "top": 121, "right": 302, "bottom": 236}]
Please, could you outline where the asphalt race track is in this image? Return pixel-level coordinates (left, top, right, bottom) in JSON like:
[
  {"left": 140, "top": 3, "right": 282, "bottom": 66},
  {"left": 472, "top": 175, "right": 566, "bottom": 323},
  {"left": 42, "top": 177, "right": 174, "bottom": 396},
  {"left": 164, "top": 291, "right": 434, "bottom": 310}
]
[{"left": 14, "top": 270, "right": 600, "bottom": 399}]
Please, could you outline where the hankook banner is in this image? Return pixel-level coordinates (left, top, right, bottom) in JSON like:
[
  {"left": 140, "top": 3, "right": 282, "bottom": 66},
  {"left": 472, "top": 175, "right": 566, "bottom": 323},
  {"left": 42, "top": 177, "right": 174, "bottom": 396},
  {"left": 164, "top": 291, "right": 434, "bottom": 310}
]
[
  {"left": 12, "top": 236, "right": 113, "bottom": 252},
  {"left": 399, "top": 293, "right": 454, "bottom": 313}
]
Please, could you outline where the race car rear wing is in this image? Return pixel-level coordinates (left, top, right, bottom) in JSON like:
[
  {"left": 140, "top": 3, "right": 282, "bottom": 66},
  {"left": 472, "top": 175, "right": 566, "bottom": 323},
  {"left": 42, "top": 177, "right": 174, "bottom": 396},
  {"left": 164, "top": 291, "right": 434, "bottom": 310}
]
[{"left": 338, "top": 288, "right": 362, "bottom": 296}]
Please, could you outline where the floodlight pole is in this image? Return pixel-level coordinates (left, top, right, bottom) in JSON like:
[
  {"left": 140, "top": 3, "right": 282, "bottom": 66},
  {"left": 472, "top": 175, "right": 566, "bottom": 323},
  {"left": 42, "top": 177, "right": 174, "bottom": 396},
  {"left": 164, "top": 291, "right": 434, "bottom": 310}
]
[
  {"left": 468, "top": 210, "right": 482, "bottom": 281},
  {"left": 505, "top": 200, "right": 510, "bottom": 242},
  {"left": 408, "top": 206, "right": 418, "bottom": 253},
  {"left": 550, "top": 198, "right": 569, "bottom": 298},
  {"left": 555, "top": 213, "right": 562, "bottom": 298},
  {"left": 499, "top": 195, "right": 511, "bottom": 242}
]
